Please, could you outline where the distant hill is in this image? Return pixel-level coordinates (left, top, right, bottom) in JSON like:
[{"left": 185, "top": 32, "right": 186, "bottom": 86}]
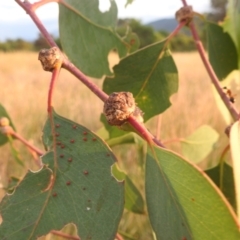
[{"left": 146, "top": 18, "right": 178, "bottom": 32}]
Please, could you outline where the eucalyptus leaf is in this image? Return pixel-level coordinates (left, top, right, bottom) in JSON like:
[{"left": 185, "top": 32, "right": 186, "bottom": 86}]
[
  {"left": 0, "top": 110, "right": 124, "bottom": 240},
  {"left": 112, "top": 164, "right": 145, "bottom": 214},
  {"left": 181, "top": 125, "right": 219, "bottom": 164},
  {"left": 223, "top": 0, "right": 240, "bottom": 68},
  {"left": 103, "top": 40, "right": 178, "bottom": 121},
  {"left": 146, "top": 146, "right": 240, "bottom": 239},
  {"left": 205, "top": 162, "right": 236, "bottom": 210},
  {"left": 207, "top": 21, "right": 238, "bottom": 80},
  {"left": 59, "top": 0, "right": 131, "bottom": 78}
]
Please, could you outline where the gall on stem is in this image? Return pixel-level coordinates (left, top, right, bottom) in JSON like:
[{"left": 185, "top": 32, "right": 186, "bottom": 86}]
[
  {"left": 103, "top": 92, "right": 164, "bottom": 147},
  {"left": 38, "top": 47, "right": 63, "bottom": 113}
]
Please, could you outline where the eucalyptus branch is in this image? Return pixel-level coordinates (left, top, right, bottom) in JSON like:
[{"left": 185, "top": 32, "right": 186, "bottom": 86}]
[
  {"left": 180, "top": 0, "right": 240, "bottom": 121},
  {"left": 15, "top": 0, "right": 164, "bottom": 147},
  {"left": 11, "top": 131, "right": 44, "bottom": 156},
  {"left": 15, "top": 0, "right": 57, "bottom": 47}
]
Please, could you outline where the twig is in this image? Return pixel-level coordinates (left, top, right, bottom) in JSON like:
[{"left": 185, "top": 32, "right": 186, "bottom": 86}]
[
  {"left": 162, "top": 138, "right": 184, "bottom": 145},
  {"left": 11, "top": 131, "right": 44, "bottom": 156},
  {"left": 181, "top": 0, "right": 239, "bottom": 121},
  {"left": 15, "top": 0, "right": 57, "bottom": 47},
  {"left": 50, "top": 230, "right": 80, "bottom": 240},
  {"left": 48, "top": 64, "right": 62, "bottom": 113},
  {"left": 115, "top": 233, "right": 124, "bottom": 240}
]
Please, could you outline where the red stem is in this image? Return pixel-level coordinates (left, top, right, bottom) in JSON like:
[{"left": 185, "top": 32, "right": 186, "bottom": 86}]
[
  {"left": 162, "top": 138, "right": 183, "bottom": 145},
  {"left": 62, "top": 60, "right": 109, "bottom": 102},
  {"left": 181, "top": 0, "right": 239, "bottom": 121},
  {"left": 48, "top": 66, "right": 61, "bottom": 113},
  {"left": 15, "top": 0, "right": 57, "bottom": 47},
  {"left": 50, "top": 230, "right": 80, "bottom": 240},
  {"left": 116, "top": 233, "right": 124, "bottom": 240},
  {"left": 11, "top": 132, "right": 44, "bottom": 156}
]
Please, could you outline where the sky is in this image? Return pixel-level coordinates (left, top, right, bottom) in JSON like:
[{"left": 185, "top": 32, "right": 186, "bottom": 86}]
[{"left": 0, "top": 0, "right": 211, "bottom": 41}]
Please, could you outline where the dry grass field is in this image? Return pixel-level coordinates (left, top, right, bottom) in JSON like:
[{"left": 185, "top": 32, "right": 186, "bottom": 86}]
[{"left": 0, "top": 51, "right": 235, "bottom": 239}]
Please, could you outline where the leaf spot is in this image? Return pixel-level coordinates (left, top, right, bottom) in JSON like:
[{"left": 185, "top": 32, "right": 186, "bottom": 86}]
[
  {"left": 72, "top": 124, "right": 77, "bottom": 129},
  {"left": 70, "top": 139, "right": 75, "bottom": 143},
  {"left": 66, "top": 181, "right": 71, "bottom": 185},
  {"left": 68, "top": 158, "right": 73, "bottom": 162},
  {"left": 55, "top": 124, "right": 60, "bottom": 128},
  {"left": 52, "top": 192, "right": 57, "bottom": 197},
  {"left": 60, "top": 154, "right": 64, "bottom": 158},
  {"left": 83, "top": 138, "right": 88, "bottom": 141},
  {"left": 83, "top": 170, "right": 89, "bottom": 175}
]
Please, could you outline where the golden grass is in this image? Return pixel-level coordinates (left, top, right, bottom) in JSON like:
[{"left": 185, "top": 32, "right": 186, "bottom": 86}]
[{"left": 0, "top": 51, "right": 235, "bottom": 239}]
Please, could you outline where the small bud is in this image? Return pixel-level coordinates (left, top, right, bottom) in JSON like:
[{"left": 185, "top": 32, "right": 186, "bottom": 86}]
[
  {"left": 38, "top": 47, "right": 63, "bottom": 72},
  {"left": 0, "top": 125, "right": 13, "bottom": 135},
  {"left": 103, "top": 92, "right": 143, "bottom": 126},
  {"left": 0, "top": 117, "right": 10, "bottom": 127},
  {"left": 175, "top": 6, "right": 194, "bottom": 24}
]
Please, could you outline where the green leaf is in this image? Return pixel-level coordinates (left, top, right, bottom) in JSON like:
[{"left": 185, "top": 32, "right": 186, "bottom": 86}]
[
  {"left": 223, "top": 0, "right": 240, "bottom": 68},
  {"left": 122, "top": 28, "right": 140, "bottom": 53},
  {"left": 207, "top": 21, "right": 238, "bottom": 80},
  {"left": 103, "top": 41, "right": 178, "bottom": 121},
  {"left": 146, "top": 146, "right": 240, "bottom": 239},
  {"left": 4, "top": 176, "right": 20, "bottom": 194},
  {"left": 230, "top": 121, "right": 240, "bottom": 220},
  {"left": 0, "top": 104, "right": 16, "bottom": 146},
  {"left": 112, "top": 164, "right": 145, "bottom": 214},
  {"left": 0, "top": 110, "right": 124, "bottom": 240},
  {"left": 59, "top": 0, "right": 130, "bottom": 78},
  {"left": 205, "top": 162, "right": 236, "bottom": 210},
  {"left": 181, "top": 125, "right": 219, "bottom": 164},
  {"left": 125, "top": 0, "right": 135, "bottom": 8},
  {"left": 100, "top": 113, "right": 127, "bottom": 139}
]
